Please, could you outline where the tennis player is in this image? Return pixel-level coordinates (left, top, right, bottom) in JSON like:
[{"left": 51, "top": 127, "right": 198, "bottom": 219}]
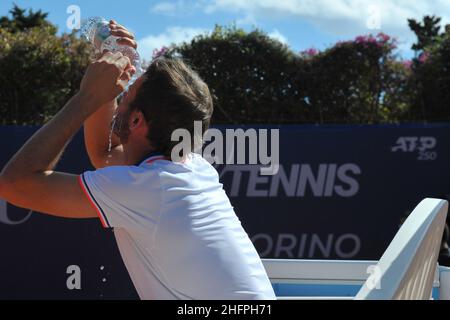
[{"left": 0, "top": 20, "right": 276, "bottom": 300}]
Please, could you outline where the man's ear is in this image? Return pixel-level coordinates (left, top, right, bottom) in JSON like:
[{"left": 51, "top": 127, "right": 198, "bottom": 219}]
[
  {"left": 129, "top": 111, "right": 149, "bottom": 139},
  {"left": 129, "top": 110, "right": 145, "bottom": 129}
]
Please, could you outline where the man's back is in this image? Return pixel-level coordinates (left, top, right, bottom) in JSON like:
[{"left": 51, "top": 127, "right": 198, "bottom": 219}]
[{"left": 80, "top": 153, "right": 276, "bottom": 299}]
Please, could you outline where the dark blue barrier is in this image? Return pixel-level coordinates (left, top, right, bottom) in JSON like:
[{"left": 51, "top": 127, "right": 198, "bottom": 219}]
[{"left": 0, "top": 124, "right": 449, "bottom": 299}]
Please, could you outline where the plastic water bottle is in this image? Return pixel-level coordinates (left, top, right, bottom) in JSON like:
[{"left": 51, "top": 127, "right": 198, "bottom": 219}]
[
  {"left": 80, "top": 17, "right": 143, "bottom": 87},
  {"left": 80, "top": 17, "right": 143, "bottom": 154}
]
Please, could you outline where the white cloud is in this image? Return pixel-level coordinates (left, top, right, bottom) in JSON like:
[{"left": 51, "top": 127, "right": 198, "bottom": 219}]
[
  {"left": 146, "top": 1, "right": 450, "bottom": 57},
  {"left": 150, "top": 1, "right": 205, "bottom": 16},
  {"left": 151, "top": 2, "right": 177, "bottom": 15},
  {"left": 203, "top": 0, "right": 450, "bottom": 51},
  {"left": 236, "top": 13, "right": 258, "bottom": 26},
  {"left": 268, "top": 29, "right": 288, "bottom": 45},
  {"left": 137, "top": 26, "right": 209, "bottom": 60}
]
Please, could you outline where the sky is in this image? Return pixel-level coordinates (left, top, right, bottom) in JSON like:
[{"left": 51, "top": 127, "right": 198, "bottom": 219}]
[{"left": 1, "top": 0, "right": 449, "bottom": 61}]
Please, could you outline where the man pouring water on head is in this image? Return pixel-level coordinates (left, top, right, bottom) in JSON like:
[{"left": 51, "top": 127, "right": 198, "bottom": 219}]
[{"left": 0, "top": 19, "right": 276, "bottom": 300}]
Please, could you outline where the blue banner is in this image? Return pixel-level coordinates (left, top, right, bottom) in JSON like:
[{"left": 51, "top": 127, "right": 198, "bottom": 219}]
[{"left": 0, "top": 124, "right": 449, "bottom": 299}]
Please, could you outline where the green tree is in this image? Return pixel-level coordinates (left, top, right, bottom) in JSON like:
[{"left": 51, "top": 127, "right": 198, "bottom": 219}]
[
  {"left": 0, "top": 5, "right": 447, "bottom": 125},
  {"left": 0, "top": 3, "right": 56, "bottom": 34},
  {"left": 298, "top": 34, "right": 411, "bottom": 124},
  {"left": 408, "top": 28, "right": 450, "bottom": 121},
  {"left": 165, "top": 27, "right": 410, "bottom": 124},
  {"left": 169, "top": 25, "right": 309, "bottom": 124},
  {"left": 0, "top": 5, "right": 92, "bottom": 125},
  {"left": 408, "top": 16, "right": 443, "bottom": 54}
]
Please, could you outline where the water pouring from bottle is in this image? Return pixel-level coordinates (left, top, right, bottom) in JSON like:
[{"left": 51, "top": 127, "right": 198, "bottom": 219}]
[
  {"left": 80, "top": 17, "right": 143, "bottom": 157},
  {"left": 80, "top": 17, "right": 143, "bottom": 91}
]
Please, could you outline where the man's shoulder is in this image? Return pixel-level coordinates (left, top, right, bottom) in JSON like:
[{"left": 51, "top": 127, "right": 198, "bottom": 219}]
[
  {"left": 189, "top": 153, "right": 218, "bottom": 168},
  {"left": 87, "top": 164, "right": 158, "bottom": 185},
  {"left": 94, "top": 164, "right": 148, "bottom": 175},
  {"left": 83, "top": 164, "right": 163, "bottom": 200}
]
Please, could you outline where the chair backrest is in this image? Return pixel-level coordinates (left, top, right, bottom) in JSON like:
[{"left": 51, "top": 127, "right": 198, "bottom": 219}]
[{"left": 355, "top": 198, "right": 448, "bottom": 300}]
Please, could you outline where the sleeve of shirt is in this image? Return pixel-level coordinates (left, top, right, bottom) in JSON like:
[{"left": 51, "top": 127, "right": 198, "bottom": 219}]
[{"left": 78, "top": 165, "right": 162, "bottom": 229}]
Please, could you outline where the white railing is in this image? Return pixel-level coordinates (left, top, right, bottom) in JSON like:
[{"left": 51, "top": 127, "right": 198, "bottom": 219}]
[
  {"left": 263, "top": 197, "right": 449, "bottom": 300},
  {"left": 263, "top": 259, "right": 441, "bottom": 300}
]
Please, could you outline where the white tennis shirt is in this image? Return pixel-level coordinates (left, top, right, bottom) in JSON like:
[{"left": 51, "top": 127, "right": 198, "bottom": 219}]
[{"left": 79, "top": 153, "right": 276, "bottom": 300}]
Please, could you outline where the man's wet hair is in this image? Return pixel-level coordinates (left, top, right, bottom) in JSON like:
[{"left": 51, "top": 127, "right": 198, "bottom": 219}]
[{"left": 130, "top": 57, "right": 214, "bottom": 157}]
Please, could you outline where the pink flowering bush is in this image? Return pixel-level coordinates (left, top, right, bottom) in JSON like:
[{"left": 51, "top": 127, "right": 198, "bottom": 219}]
[
  {"left": 418, "top": 52, "right": 430, "bottom": 63},
  {"left": 294, "top": 32, "right": 409, "bottom": 123},
  {"left": 409, "top": 30, "right": 450, "bottom": 121},
  {"left": 351, "top": 33, "right": 397, "bottom": 49},
  {"left": 167, "top": 25, "right": 414, "bottom": 124},
  {"left": 152, "top": 46, "right": 170, "bottom": 60},
  {"left": 300, "top": 48, "right": 319, "bottom": 58},
  {"left": 1, "top": 4, "right": 448, "bottom": 125},
  {"left": 402, "top": 60, "right": 413, "bottom": 69}
]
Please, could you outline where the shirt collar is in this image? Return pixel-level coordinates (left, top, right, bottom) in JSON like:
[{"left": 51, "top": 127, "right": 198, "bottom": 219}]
[{"left": 138, "top": 152, "right": 168, "bottom": 166}]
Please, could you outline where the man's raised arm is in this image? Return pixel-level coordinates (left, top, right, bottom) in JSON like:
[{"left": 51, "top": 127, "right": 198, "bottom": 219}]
[
  {"left": 84, "top": 100, "right": 126, "bottom": 169},
  {"left": 0, "top": 51, "right": 132, "bottom": 219},
  {"left": 83, "top": 20, "right": 137, "bottom": 169}
]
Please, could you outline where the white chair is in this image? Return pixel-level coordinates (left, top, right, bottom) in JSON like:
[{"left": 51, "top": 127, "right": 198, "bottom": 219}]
[{"left": 355, "top": 198, "right": 448, "bottom": 300}]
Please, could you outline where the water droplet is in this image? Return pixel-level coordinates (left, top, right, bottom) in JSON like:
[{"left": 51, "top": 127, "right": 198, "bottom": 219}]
[
  {"left": 100, "top": 265, "right": 105, "bottom": 271},
  {"left": 108, "top": 113, "right": 117, "bottom": 153},
  {"left": 102, "top": 278, "right": 107, "bottom": 282}
]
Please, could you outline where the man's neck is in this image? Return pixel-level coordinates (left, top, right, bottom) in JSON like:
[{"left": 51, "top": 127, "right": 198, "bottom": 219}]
[{"left": 123, "top": 143, "right": 155, "bottom": 166}]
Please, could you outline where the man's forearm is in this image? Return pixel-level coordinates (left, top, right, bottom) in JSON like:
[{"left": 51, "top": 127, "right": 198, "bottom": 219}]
[
  {"left": 1, "top": 50, "right": 130, "bottom": 180},
  {"left": 83, "top": 98, "right": 127, "bottom": 168},
  {"left": 84, "top": 100, "right": 121, "bottom": 162},
  {"left": 1, "top": 92, "right": 98, "bottom": 181}
]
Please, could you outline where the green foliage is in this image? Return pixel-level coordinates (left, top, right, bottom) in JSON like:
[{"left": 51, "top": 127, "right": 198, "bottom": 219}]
[
  {"left": 299, "top": 34, "right": 411, "bottom": 124},
  {"left": 409, "top": 29, "right": 450, "bottom": 121},
  {"left": 0, "top": 3, "right": 449, "bottom": 125},
  {"left": 170, "top": 25, "right": 305, "bottom": 124},
  {"left": 0, "top": 4, "right": 56, "bottom": 34},
  {"left": 0, "top": 21, "right": 92, "bottom": 124},
  {"left": 167, "top": 27, "right": 410, "bottom": 124},
  {"left": 408, "top": 15, "right": 443, "bottom": 53}
]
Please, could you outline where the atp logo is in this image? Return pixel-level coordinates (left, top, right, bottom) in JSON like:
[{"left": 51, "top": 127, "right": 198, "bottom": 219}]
[{"left": 391, "top": 137, "right": 437, "bottom": 161}]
